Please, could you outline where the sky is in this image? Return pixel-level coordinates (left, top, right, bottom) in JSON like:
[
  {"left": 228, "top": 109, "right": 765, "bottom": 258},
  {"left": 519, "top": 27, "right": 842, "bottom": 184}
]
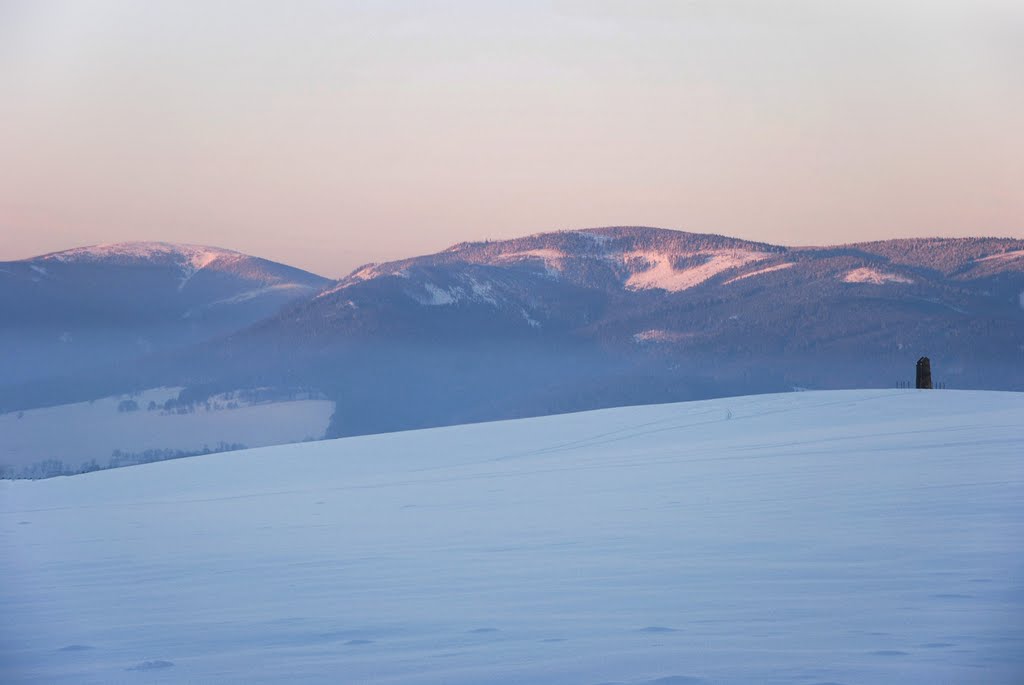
[{"left": 1, "top": 1, "right": 1021, "bottom": 278}]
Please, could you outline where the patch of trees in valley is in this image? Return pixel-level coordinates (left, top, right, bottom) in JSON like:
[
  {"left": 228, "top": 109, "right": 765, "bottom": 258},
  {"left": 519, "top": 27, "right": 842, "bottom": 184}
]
[{"left": 1, "top": 442, "right": 248, "bottom": 480}]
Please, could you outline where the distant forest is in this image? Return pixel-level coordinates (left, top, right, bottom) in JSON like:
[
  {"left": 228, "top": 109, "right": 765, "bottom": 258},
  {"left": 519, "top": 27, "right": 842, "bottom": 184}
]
[{"left": 1, "top": 442, "right": 248, "bottom": 480}]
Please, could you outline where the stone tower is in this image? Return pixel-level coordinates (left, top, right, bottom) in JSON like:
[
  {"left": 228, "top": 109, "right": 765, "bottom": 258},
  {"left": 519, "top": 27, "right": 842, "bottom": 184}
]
[{"left": 916, "top": 357, "right": 933, "bottom": 389}]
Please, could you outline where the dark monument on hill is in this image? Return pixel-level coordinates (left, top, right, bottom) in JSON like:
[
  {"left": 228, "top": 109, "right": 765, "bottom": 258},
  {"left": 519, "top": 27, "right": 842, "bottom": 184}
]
[{"left": 916, "top": 357, "right": 933, "bottom": 389}]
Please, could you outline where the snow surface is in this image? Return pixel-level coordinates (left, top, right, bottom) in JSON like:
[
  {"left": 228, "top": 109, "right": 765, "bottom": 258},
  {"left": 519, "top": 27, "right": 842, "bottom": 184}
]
[
  {"left": 723, "top": 262, "right": 795, "bottom": 284},
  {"left": 31, "top": 242, "right": 246, "bottom": 292},
  {"left": 466, "top": 277, "right": 498, "bottom": 305},
  {"left": 842, "top": 268, "right": 914, "bottom": 285},
  {"left": 0, "top": 388, "right": 334, "bottom": 472},
  {"left": 347, "top": 264, "right": 384, "bottom": 283},
  {"left": 495, "top": 249, "right": 568, "bottom": 277},
  {"left": 624, "top": 250, "right": 769, "bottom": 292},
  {"left": 975, "top": 249, "right": 1024, "bottom": 263},
  {"left": 410, "top": 277, "right": 501, "bottom": 307},
  {"left": 632, "top": 329, "right": 695, "bottom": 343},
  {"left": 175, "top": 249, "right": 226, "bottom": 290},
  {"left": 38, "top": 242, "right": 239, "bottom": 266},
  {"left": 2, "top": 390, "right": 1023, "bottom": 684},
  {"left": 184, "top": 283, "right": 317, "bottom": 315},
  {"left": 520, "top": 308, "right": 541, "bottom": 328},
  {"left": 417, "top": 282, "right": 458, "bottom": 306}
]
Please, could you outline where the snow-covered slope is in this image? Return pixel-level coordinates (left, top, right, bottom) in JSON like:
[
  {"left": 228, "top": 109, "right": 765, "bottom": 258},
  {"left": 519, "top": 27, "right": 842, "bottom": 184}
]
[{"left": 2, "top": 390, "right": 1022, "bottom": 684}]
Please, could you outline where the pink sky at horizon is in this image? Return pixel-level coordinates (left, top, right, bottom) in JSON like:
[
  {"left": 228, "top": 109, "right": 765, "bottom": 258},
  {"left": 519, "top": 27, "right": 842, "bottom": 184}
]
[{"left": 1, "top": 0, "right": 1021, "bottom": 278}]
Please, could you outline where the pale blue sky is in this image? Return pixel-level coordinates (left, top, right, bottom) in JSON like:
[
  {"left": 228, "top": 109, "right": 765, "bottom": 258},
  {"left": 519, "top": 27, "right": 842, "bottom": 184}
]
[{"left": 1, "top": 0, "right": 1021, "bottom": 277}]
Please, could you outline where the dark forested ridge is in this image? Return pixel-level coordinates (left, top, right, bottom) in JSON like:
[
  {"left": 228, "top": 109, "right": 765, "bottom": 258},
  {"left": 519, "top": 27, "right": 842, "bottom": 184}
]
[{"left": 3, "top": 228, "right": 1023, "bottom": 439}]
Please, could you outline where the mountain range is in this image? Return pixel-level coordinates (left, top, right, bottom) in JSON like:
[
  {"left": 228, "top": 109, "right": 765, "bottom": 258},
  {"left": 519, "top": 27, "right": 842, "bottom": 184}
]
[{"left": 3, "top": 227, "right": 1023, "bottom": 437}]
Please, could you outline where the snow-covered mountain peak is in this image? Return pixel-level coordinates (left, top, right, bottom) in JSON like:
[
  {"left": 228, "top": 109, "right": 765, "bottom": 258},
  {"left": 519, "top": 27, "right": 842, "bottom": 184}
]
[
  {"left": 24, "top": 241, "right": 331, "bottom": 294},
  {"left": 37, "top": 241, "right": 241, "bottom": 267}
]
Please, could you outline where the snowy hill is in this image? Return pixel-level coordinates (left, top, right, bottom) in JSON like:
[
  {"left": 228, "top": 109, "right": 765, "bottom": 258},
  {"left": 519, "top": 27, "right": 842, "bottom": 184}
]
[
  {"left": 0, "top": 242, "right": 330, "bottom": 408},
  {"left": 3, "top": 389, "right": 1022, "bottom": 684}
]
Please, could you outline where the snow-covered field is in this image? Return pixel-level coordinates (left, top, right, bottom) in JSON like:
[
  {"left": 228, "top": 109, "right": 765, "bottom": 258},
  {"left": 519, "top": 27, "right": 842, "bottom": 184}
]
[
  {"left": 0, "top": 388, "right": 334, "bottom": 474},
  {"left": 2, "top": 390, "right": 1022, "bottom": 684}
]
